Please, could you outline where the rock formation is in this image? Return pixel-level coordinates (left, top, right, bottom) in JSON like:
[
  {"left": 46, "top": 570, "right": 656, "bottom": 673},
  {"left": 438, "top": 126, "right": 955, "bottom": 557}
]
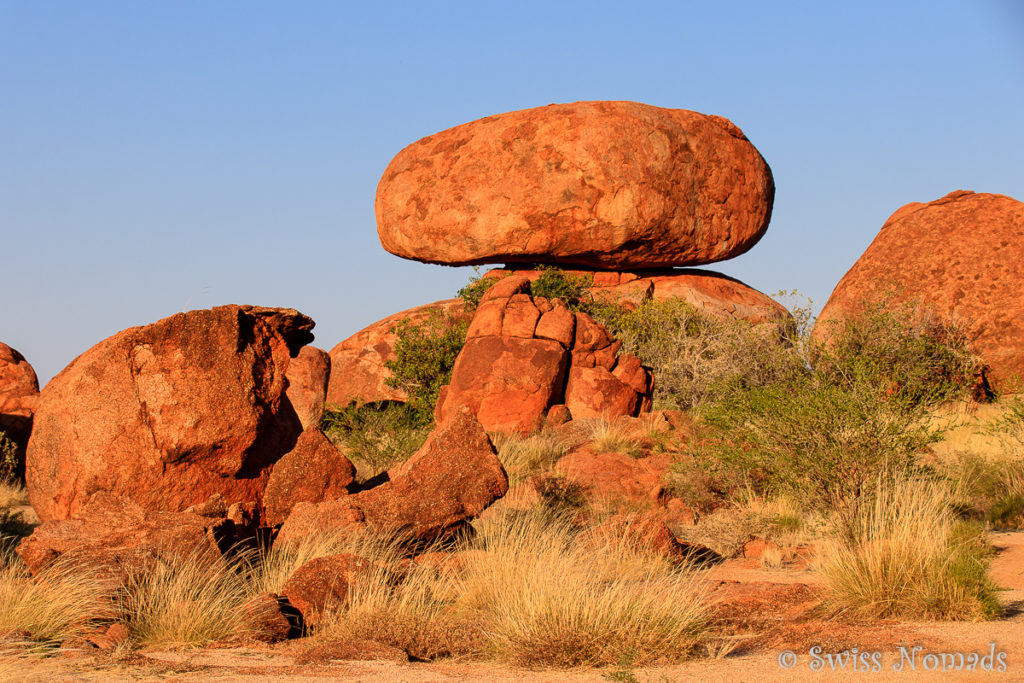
[
  {"left": 0, "top": 342, "right": 39, "bottom": 471},
  {"left": 26, "top": 305, "right": 312, "bottom": 521},
  {"left": 376, "top": 101, "right": 774, "bottom": 269},
  {"left": 815, "top": 191, "right": 1024, "bottom": 392},
  {"left": 285, "top": 346, "right": 331, "bottom": 430}
]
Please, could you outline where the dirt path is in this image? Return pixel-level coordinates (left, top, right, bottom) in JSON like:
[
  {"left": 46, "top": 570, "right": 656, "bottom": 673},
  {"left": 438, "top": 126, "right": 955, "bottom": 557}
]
[{"left": 5, "top": 532, "right": 1023, "bottom": 683}]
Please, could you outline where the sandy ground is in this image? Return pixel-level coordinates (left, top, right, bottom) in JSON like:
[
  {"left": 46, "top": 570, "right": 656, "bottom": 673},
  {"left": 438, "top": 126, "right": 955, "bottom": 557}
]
[{"left": 3, "top": 530, "right": 1022, "bottom": 683}]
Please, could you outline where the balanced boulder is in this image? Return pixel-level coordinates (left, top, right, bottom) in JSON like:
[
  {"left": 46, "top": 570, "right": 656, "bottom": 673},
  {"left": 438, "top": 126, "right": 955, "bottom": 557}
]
[
  {"left": 26, "top": 305, "right": 313, "bottom": 521},
  {"left": 376, "top": 101, "right": 774, "bottom": 269},
  {"left": 815, "top": 191, "right": 1024, "bottom": 392}
]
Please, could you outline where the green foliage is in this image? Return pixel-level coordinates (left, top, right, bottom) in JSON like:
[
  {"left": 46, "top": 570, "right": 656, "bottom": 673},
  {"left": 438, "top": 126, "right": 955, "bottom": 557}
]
[
  {"left": 534, "top": 475, "right": 588, "bottom": 514},
  {"left": 0, "top": 430, "right": 18, "bottom": 484},
  {"left": 591, "top": 297, "right": 807, "bottom": 410},
  {"left": 528, "top": 265, "right": 593, "bottom": 311},
  {"left": 456, "top": 267, "right": 497, "bottom": 311},
  {"left": 813, "top": 297, "right": 980, "bottom": 406},
  {"left": 321, "top": 402, "right": 431, "bottom": 479},
  {"left": 384, "top": 310, "right": 469, "bottom": 426}
]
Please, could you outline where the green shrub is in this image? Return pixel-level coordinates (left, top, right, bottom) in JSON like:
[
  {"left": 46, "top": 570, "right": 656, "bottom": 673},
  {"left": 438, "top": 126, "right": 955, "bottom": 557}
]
[
  {"left": 813, "top": 297, "right": 980, "bottom": 407},
  {"left": 384, "top": 310, "right": 469, "bottom": 426},
  {"left": 321, "top": 402, "right": 431, "bottom": 480},
  {"left": 529, "top": 265, "right": 593, "bottom": 311},
  {"left": 939, "top": 451, "right": 1024, "bottom": 529},
  {"left": 456, "top": 267, "right": 498, "bottom": 311},
  {"left": 591, "top": 297, "right": 807, "bottom": 410}
]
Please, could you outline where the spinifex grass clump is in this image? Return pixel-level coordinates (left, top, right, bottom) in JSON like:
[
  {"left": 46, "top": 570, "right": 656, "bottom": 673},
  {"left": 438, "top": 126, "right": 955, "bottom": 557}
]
[
  {"left": 0, "top": 555, "right": 117, "bottom": 645},
  {"left": 494, "top": 431, "right": 568, "bottom": 485},
  {"left": 118, "top": 552, "right": 252, "bottom": 648},
  {"left": 822, "top": 478, "right": 1000, "bottom": 620}
]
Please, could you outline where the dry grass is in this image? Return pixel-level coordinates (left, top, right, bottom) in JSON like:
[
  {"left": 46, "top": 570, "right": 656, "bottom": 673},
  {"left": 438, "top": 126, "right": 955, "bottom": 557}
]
[
  {"left": 494, "top": 431, "right": 568, "bottom": 485},
  {"left": 821, "top": 477, "right": 1000, "bottom": 620},
  {"left": 313, "top": 508, "right": 710, "bottom": 666},
  {"left": 119, "top": 552, "right": 252, "bottom": 649},
  {"left": 0, "top": 555, "right": 117, "bottom": 646},
  {"left": 0, "top": 481, "right": 28, "bottom": 510},
  {"left": 584, "top": 417, "right": 642, "bottom": 457}
]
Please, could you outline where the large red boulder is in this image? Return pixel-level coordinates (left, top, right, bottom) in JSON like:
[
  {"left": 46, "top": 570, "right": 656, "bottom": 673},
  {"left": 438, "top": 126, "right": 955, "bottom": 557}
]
[
  {"left": 285, "top": 346, "right": 330, "bottom": 430},
  {"left": 815, "top": 191, "right": 1024, "bottom": 392},
  {"left": 276, "top": 406, "right": 507, "bottom": 546},
  {"left": 325, "top": 299, "right": 470, "bottom": 408},
  {"left": 262, "top": 427, "right": 356, "bottom": 526},
  {"left": 26, "top": 305, "right": 313, "bottom": 521},
  {"left": 0, "top": 342, "right": 39, "bottom": 467},
  {"left": 376, "top": 101, "right": 774, "bottom": 270}
]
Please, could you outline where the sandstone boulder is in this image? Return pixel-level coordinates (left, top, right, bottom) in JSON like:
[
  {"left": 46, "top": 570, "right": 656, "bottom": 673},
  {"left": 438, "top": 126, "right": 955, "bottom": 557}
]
[
  {"left": 554, "top": 449, "right": 669, "bottom": 504},
  {"left": 16, "top": 493, "right": 231, "bottom": 577},
  {"left": 276, "top": 407, "right": 507, "bottom": 546},
  {"left": 285, "top": 346, "right": 330, "bottom": 429},
  {"left": 325, "top": 299, "right": 470, "bottom": 408},
  {"left": 26, "top": 305, "right": 312, "bottom": 521},
  {"left": 0, "top": 342, "right": 39, "bottom": 467},
  {"left": 377, "top": 101, "right": 774, "bottom": 269},
  {"left": 815, "top": 191, "right": 1024, "bottom": 392},
  {"left": 263, "top": 427, "right": 356, "bottom": 527},
  {"left": 280, "top": 554, "right": 378, "bottom": 628}
]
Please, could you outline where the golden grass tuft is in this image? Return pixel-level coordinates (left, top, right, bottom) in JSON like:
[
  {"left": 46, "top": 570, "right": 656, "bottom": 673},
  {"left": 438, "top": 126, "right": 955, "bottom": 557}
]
[
  {"left": 494, "top": 431, "right": 567, "bottom": 485},
  {"left": 119, "top": 552, "right": 251, "bottom": 649},
  {"left": 584, "top": 417, "right": 642, "bottom": 457},
  {"left": 0, "top": 481, "right": 28, "bottom": 510},
  {"left": 0, "top": 555, "right": 117, "bottom": 645},
  {"left": 821, "top": 477, "right": 1000, "bottom": 620}
]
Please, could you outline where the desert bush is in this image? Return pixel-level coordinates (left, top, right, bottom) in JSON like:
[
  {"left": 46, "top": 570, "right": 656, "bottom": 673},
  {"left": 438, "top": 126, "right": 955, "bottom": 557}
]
[
  {"left": 940, "top": 451, "right": 1024, "bottom": 529},
  {"left": 321, "top": 401, "right": 430, "bottom": 479},
  {"left": 0, "top": 479, "right": 28, "bottom": 511},
  {"left": 591, "top": 297, "right": 807, "bottom": 410},
  {"left": 813, "top": 296, "right": 980, "bottom": 406},
  {"left": 822, "top": 477, "right": 1000, "bottom": 620},
  {"left": 0, "top": 555, "right": 117, "bottom": 645},
  {"left": 119, "top": 552, "right": 251, "bottom": 648},
  {"left": 528, "top": 265, "right": 593, "bottom": 310},
  {"left": 456, "top": 267, "right": 498, "bottom": 311},
  {"left": 384, "top": 309, "right": 469, "bottom": 426}
]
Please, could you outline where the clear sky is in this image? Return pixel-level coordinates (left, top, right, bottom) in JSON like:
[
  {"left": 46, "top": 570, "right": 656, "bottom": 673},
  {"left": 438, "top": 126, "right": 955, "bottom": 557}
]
[{"left": 2, "top": 1, "right": 1022, "bottom": 384}]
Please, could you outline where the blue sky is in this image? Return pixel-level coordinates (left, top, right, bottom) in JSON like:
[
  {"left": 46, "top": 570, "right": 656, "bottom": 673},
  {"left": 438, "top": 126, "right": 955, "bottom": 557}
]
[{"left": 2, "top": 1, "right": 1022, "bottom": 383}]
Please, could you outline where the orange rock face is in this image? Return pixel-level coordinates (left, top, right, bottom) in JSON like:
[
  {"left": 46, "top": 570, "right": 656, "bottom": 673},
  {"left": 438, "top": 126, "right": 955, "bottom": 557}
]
[
  {"left": 262, "top": 427, "right": 356, "bottom": 526},
  {"left": 325, "top": 299, "right": 470, "bottom": 408},
  {"left": 285, "top": 346, "right": 330, "bottom": 430},
  {"left": 815, "top": 191, "right": 1024, "bottom": 392},
  {"left": 0, "top": 342, "right": 39, "bottom": 465},
  {"left": 26, "top": 305, "right": 312, "bottom": 521},
  {"left": 376, "top": 101, "right": 774, "bottom": 269}
]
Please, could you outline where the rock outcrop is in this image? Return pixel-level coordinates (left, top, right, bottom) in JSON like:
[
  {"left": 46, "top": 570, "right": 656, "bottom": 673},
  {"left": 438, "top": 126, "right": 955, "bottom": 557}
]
[
  {"left": 815, "top": 191, "right": 1024, "bottom": 392},
  {"left": 0, "top": 342, "right": 39, "bottom": 468},
  {"left": 325, "top": 299, "right": 470, "bottom": 408},
  {"left": 276, "top": 406, "right": 507, "bottom": 546},
  {"left": 483, "top": 267, "right": 789, "bottom": 324},
  {"left": 26, "top": 305, "right": 313, "bottom": 521},
  {"left": 377, "top": 101, "right": 774, "bottom": 269},
  {"left": 435, "top": 276, "right": 653, "bottom": 432},
  {"left": 285, "top": 346, "right": 330, "bottom": 430},
  {"left": 263, "top": 427, "right": 356, "bottom": 527}
]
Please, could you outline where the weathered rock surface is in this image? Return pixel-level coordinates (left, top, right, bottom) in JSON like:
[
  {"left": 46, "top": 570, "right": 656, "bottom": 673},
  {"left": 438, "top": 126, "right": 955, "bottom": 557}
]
[
  {"left": 436, "top": 281, "right": 653, "bottom": 432},
  {"left": 555, "top": 449, "right": 669, "bottom": 504},
  {"left": 815, "top": 191, "right": 1024, "bottom": 392},
  {"left": 484, "top": 267, "right": 790, "bottom": 324},
  {"left": 325, "top": 299, "right": 470, "bottom": 408},
  {"left": 280, "top": 554, "right": 378, "bottom": 627},
  {"left": 276, "top": 407, "right": 507, "bottom": 546},
  {"left": 0, "top": 342, "right": 39, "bottom": 463},
  {"left": 26, "top": 305, "right": 312, "bottom": 521},
  {"left": 263, "top": 427, "right": 356, "bottom": 527},
  {"left": 16, "top": 493, "right": 231, "bottom": 577},
  {"left": 285, "top": 346, "right": 330, "bottom": 430},
  {"left": 377, "top": 101, "right": 774, "bottom": 269}
]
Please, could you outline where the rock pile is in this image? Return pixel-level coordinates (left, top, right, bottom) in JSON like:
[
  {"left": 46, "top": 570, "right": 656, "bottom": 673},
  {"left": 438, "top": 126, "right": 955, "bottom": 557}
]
[
  {"left": 0, "top": 342, "right": 39, "bottom": 469},
  {"left": 815, "top": 191, "right": 1024, "bottom": 393},
  {"left": 329, "top": 100, "right": 786, "bottom": 426}
]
